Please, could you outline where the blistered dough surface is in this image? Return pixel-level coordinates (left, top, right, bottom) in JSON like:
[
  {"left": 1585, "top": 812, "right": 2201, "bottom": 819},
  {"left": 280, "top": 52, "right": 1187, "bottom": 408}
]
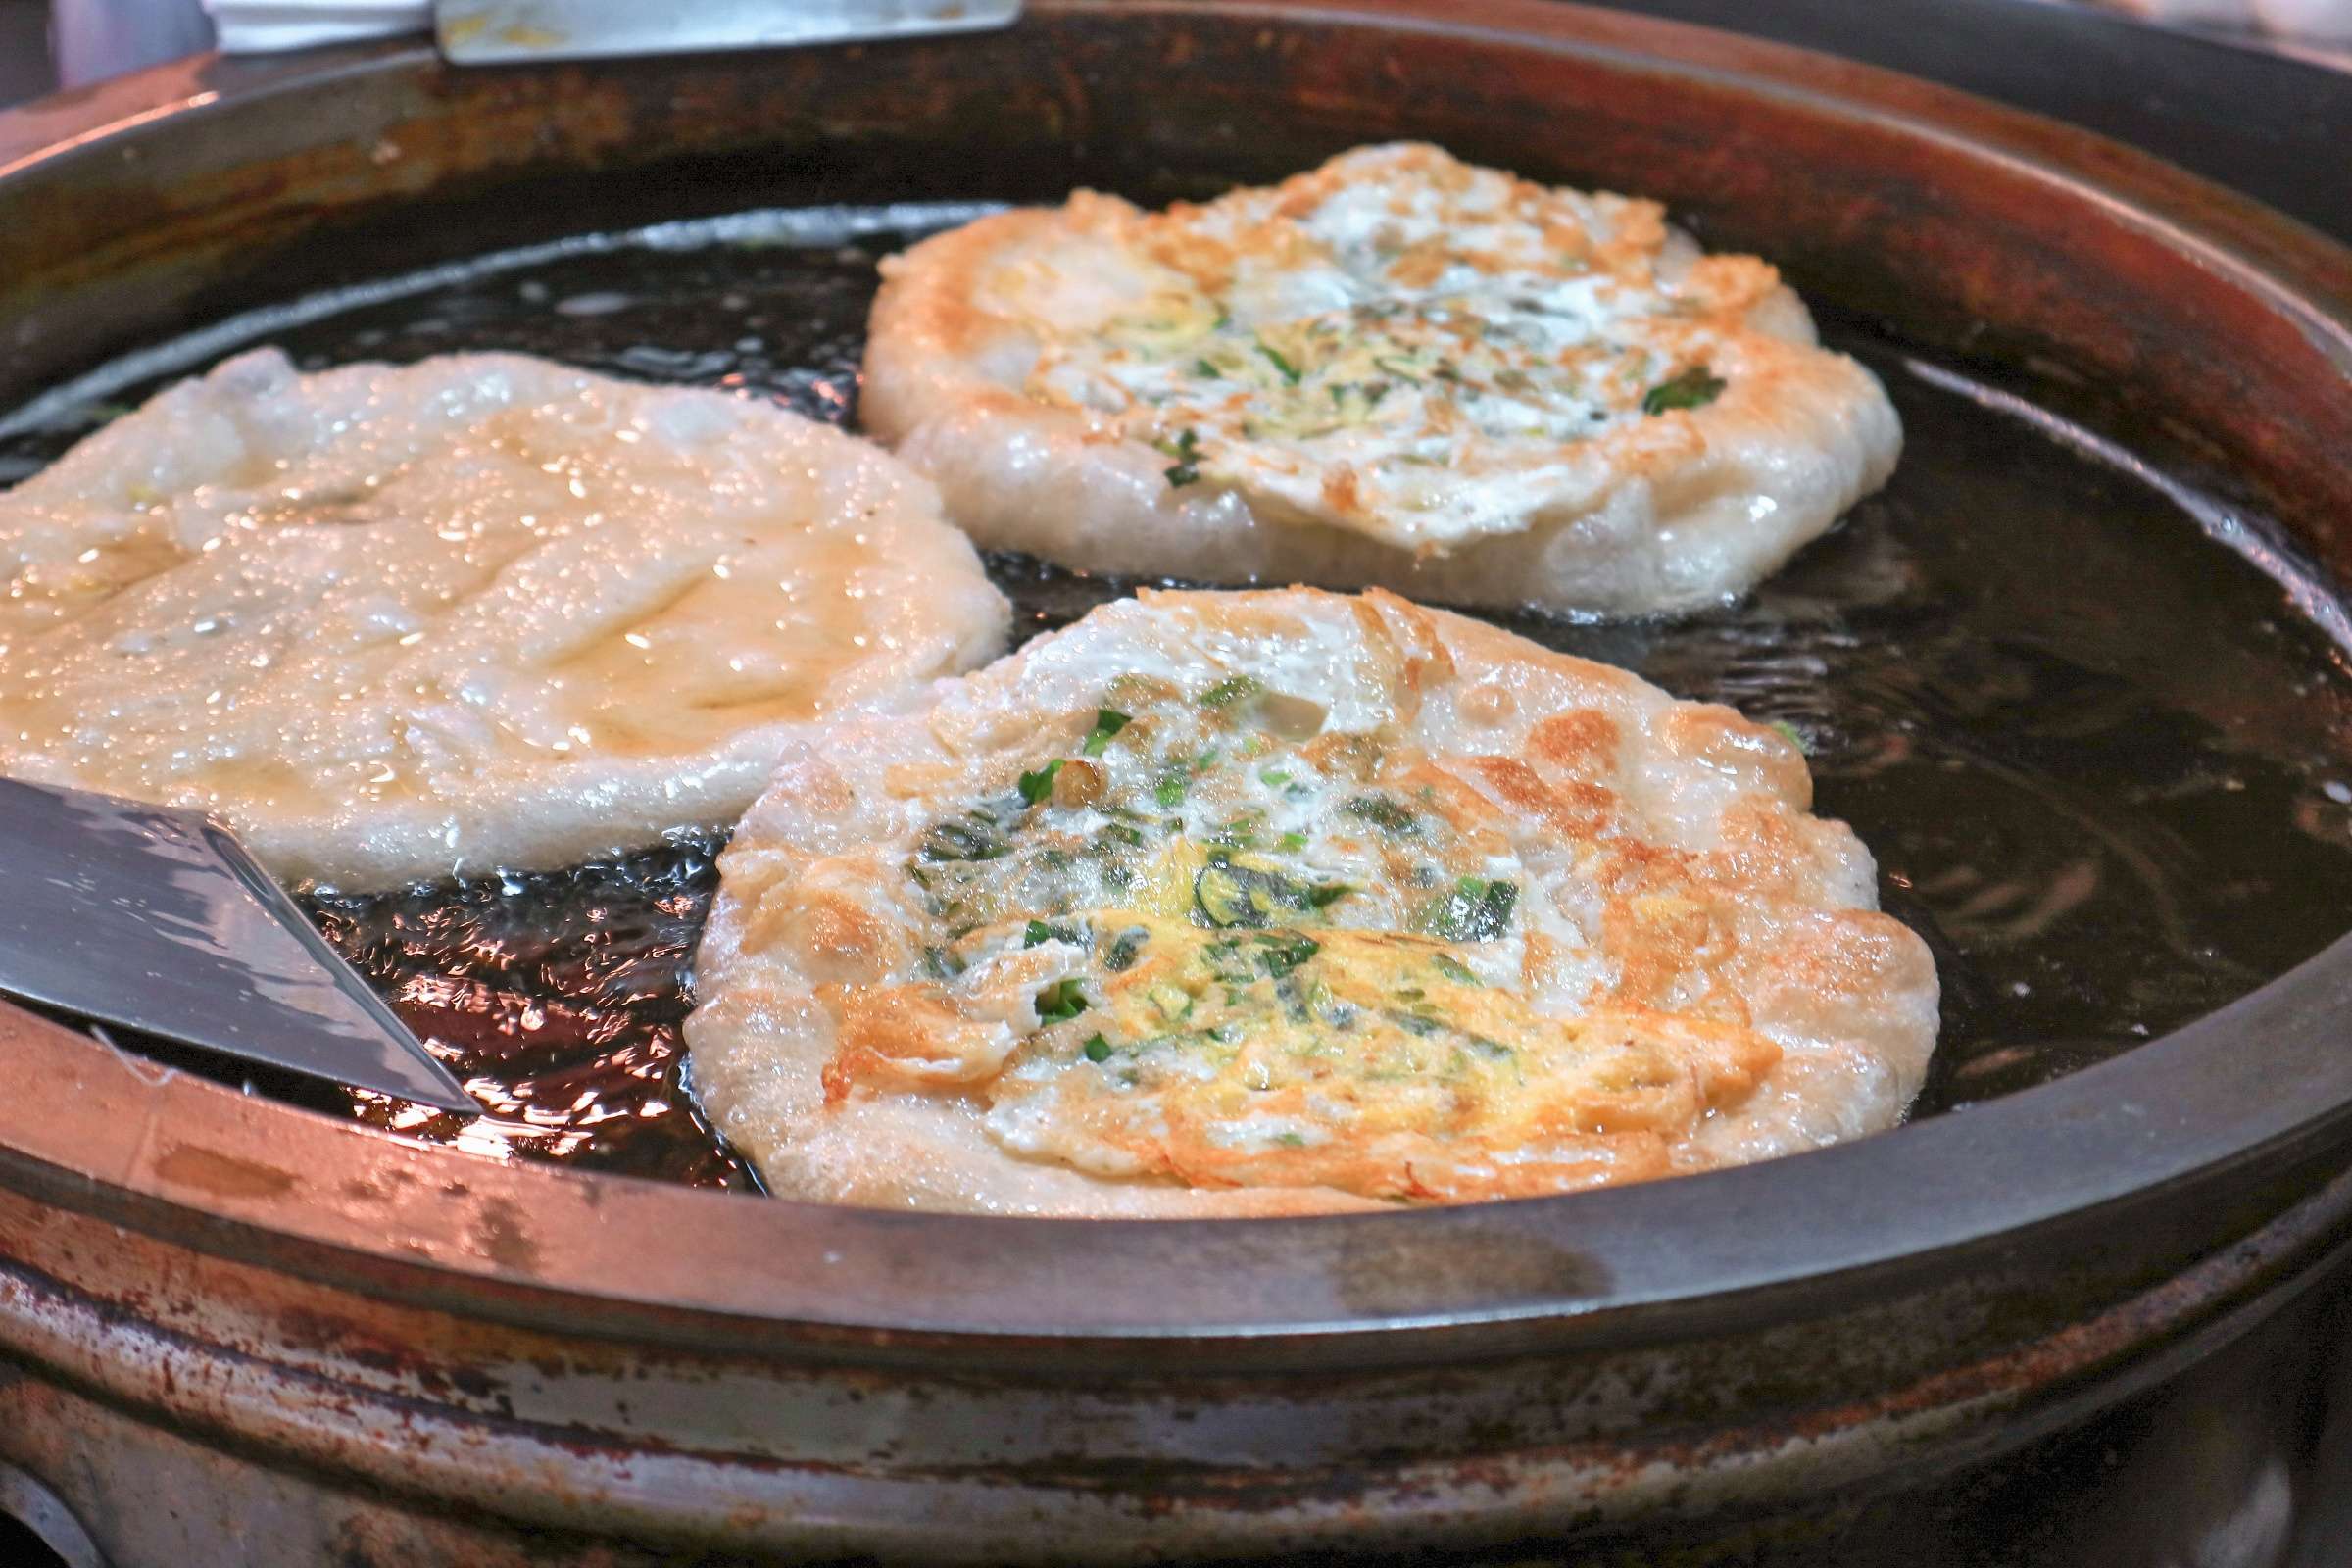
[
  {"left": 0, "top": 349, "right": 1009, "bottom": 888},
  {"left": 863, "top": 143, "right": 1902, "bottom": 614}
]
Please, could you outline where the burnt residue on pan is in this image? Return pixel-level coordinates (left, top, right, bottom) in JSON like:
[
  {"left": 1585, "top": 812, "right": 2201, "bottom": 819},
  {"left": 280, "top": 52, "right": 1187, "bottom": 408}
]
[{"left": 4, "top": 208, "right": 2350, "bottom": 1186}]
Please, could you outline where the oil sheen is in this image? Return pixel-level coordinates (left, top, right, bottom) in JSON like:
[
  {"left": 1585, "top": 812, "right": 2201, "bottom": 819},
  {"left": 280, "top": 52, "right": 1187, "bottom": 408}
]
[{"left": 5, "top": 206, "right": 2349, "bottom": 1187}]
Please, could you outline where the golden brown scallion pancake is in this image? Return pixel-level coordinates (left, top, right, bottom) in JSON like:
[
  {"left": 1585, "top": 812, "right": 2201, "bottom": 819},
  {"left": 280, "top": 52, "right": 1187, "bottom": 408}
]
[
  {"left": 687, "top": 586, "right": 1938, "bottom": 1216},
  {"left": 861, "top": 143, "right": 1901, "bottom": 616}
]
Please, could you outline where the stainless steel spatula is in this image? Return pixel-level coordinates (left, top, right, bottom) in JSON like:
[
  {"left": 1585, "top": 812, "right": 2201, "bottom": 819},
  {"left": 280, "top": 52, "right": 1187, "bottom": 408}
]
[
  {"left": 0, "top": 778, "right": 477, "bottom": 1114},
  {"left": 434, "top": 0, "right": 1021, "bottom": 61},
  {"left": 201, "top": 0, "right": 1024, "bottom": 62}
]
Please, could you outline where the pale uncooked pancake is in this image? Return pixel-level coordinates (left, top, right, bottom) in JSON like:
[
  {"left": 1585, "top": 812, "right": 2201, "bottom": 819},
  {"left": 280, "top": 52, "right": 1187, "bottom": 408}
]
[
  {"left": 861, "top": 143, "right": 1902, "bottom": 616},
  {"left": 0, "top": 349, "right": 1009, "bottom": 889},
  {"left": 686, "top": 587, "right": 1938, "bottom": 1216}
]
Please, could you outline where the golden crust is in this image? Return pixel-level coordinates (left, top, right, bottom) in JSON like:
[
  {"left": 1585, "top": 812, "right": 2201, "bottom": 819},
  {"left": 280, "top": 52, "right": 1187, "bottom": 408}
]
[
  {"left": 861, "top": 144, "right": 1903, "bottom": 615},
  {"left": 686, "top": 587, "right": 1938, "bottom": 1216}
]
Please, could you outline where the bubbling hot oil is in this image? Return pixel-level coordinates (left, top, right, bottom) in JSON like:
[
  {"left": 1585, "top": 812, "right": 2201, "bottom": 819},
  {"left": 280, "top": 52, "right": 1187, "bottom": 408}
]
[
  {"left": 303, "top": 837, "right": 755, "bottom": 1190},
  {"left": 6, "top": 208, "right": 2352, "bottom": 1185}
]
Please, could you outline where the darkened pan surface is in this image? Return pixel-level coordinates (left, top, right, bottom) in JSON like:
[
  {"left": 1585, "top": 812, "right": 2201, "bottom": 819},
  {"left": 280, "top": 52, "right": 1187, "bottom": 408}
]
[
  {"left": 0, "top": 6, "right": 2351, "bottom": 1564},
  {"left": 6, "top": 210, "right": 2350, "bottom": 1183}
]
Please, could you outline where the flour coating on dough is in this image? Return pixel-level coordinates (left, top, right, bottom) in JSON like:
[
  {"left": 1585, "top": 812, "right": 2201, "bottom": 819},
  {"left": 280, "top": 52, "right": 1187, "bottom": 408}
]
[{"left": 0, "top": 349, "right": 1009, "bottom": 888}]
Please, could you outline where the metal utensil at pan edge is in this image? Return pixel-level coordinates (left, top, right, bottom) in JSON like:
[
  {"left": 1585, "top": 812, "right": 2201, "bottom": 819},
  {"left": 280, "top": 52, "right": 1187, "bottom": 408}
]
[{"left": 0, "top": 777, "right": 475, "bottom": 1113}]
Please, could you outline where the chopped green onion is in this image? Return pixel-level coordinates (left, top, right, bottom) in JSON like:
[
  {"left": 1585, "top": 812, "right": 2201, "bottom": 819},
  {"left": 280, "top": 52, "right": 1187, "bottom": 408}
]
[
  {"left": 1035, "top": 979, "right": 1090, "bottom": 1025},
  {"left": 1342, "top": 795, "right": 1416, "bottom": 835},
  {"left": 1431, "top": 954, "right": 1481, "bottom": 987},
  {"left": 1199, "top": 856, "right": 1338, "bottom": 927},
  {"left": 1255, "top": 342, "right": 1302, "bottom": 384},
  {"left": 1083, "top": 1033, "right": 1113, "bottom": 1062},
  {"left": 918, "top": 815, "right": 1009, "bottom": 861},
  {"left": 1195, "top": 864, "right": 1247, "bottom": 925},
  {"left": 1104, "top": 926, "right": 1151, "bottom": 972},
  {"left": 1642, "top": 364, "right": 1727, "bottom": 416},
  {"left": 1158, "top": 427, "right": 1203, "bottom": 488},
  {"left": 1255, "top": 932, "right": 1320, "bottom": 977},
  {"left": 1199, "top": 674, "right": 1263, "bottom": 709},
  {"left": 1211, "top": 813, "right": 1263, "bottom": 851},
  {"left": 1082, "top": 708, "right": 1132, "bottom": 757},
  {"left": 1417, "top": 878, "right": 1519, "bottom": 942},
  {"left": 1017, "top": 759, "right": 1064, "bottom": 805}
]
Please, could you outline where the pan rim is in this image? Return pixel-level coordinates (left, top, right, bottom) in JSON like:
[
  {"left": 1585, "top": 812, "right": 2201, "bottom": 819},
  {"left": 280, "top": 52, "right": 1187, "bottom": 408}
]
[{"left": 0, "top": 0, "right": 2349, "bottom": 1354}]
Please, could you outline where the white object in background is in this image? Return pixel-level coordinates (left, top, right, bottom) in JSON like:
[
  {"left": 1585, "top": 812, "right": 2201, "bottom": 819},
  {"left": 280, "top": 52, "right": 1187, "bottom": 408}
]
[
  {"left": 2255, "top": 0, "right": 2352, "bottom": 40},
  {"left": 201, "top": 0, "right": 429, "bottom": 53},
  {"left": 54, "top": 0, "right": 216, "bottom": 86},
  {"left": 2096, "top": 0, "right": 2352, "bottom": 40},
  {"left": 2099, "top": 0, "right": 2254, "bottom": 18},
  {"left": 435, "top": 0, "right": 1024, "bottom": 62},
  {"left": 207, "top": 0, "right": 1021, "bottom": 59}
]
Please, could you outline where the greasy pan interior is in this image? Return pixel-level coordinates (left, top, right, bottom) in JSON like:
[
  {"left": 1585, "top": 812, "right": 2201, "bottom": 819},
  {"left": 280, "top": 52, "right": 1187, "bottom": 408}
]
[{"left": 0, "top": 0, "right": 2350, "bottom": 1351}]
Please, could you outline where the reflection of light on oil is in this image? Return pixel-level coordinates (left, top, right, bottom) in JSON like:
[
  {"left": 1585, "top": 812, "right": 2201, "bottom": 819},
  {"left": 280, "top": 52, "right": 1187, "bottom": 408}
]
[
  {"left": 0, "top": 201, "right": 1007, "bottom": 447},
  {"left": 301, "top": 835, "right": 760, "bottom": 1189},
  {"left": 454, "top": 1119, "right": 520, "bottom": 1161},
  {"left": 41, "top": 191, "right": 2337, "bottom": 1171},
  {"left": 1905, "top": 359, "right": 2352, "bottom": 655}
]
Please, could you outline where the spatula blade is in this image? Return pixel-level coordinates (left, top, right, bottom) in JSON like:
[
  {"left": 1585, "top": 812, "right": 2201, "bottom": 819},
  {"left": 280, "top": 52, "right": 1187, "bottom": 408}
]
[
  {"left": 0, "top": 778, "right": 477, "bottom": 1115},
  {"left": 436, "top": 0, "right": 1022, "bottom": 63}
]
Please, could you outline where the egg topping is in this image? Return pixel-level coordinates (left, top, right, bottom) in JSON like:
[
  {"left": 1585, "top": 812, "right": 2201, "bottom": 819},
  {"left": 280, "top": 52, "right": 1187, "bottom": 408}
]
[
  {"left": 817, "top": 662, "right": 1783, "bottom": 1202},
  {"left": 1013, "top": 142, "right": 1777, "bottom": 552}
]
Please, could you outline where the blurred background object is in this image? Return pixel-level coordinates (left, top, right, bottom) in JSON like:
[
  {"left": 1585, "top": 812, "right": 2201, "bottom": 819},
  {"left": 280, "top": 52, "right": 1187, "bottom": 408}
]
[
  {"left": 6, "top": 0, "right": 2352, "bottom": 98},
  {"left": 6, "top": 0, "right": 2351, "bottom": 100},
  {"left": 202, "top": 0, "right": 427, "bottom": 53},
  {"left": 49, "top": 0, "right": 212, "bottom": 87},
  {"left": 2090, "top": 0, "right": 2352, "bottom": 43},
  {"left": 0, "top": 2, "right": 54, "bottom": 104},
  {"left": 202, "top": 1, "right": 424, "bottom": 54}
]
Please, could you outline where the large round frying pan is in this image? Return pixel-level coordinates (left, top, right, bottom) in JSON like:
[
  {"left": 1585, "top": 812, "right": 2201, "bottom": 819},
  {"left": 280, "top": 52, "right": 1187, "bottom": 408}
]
[{"left": 0, "top": 3, "right": 2349, "bottom": 1564}]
